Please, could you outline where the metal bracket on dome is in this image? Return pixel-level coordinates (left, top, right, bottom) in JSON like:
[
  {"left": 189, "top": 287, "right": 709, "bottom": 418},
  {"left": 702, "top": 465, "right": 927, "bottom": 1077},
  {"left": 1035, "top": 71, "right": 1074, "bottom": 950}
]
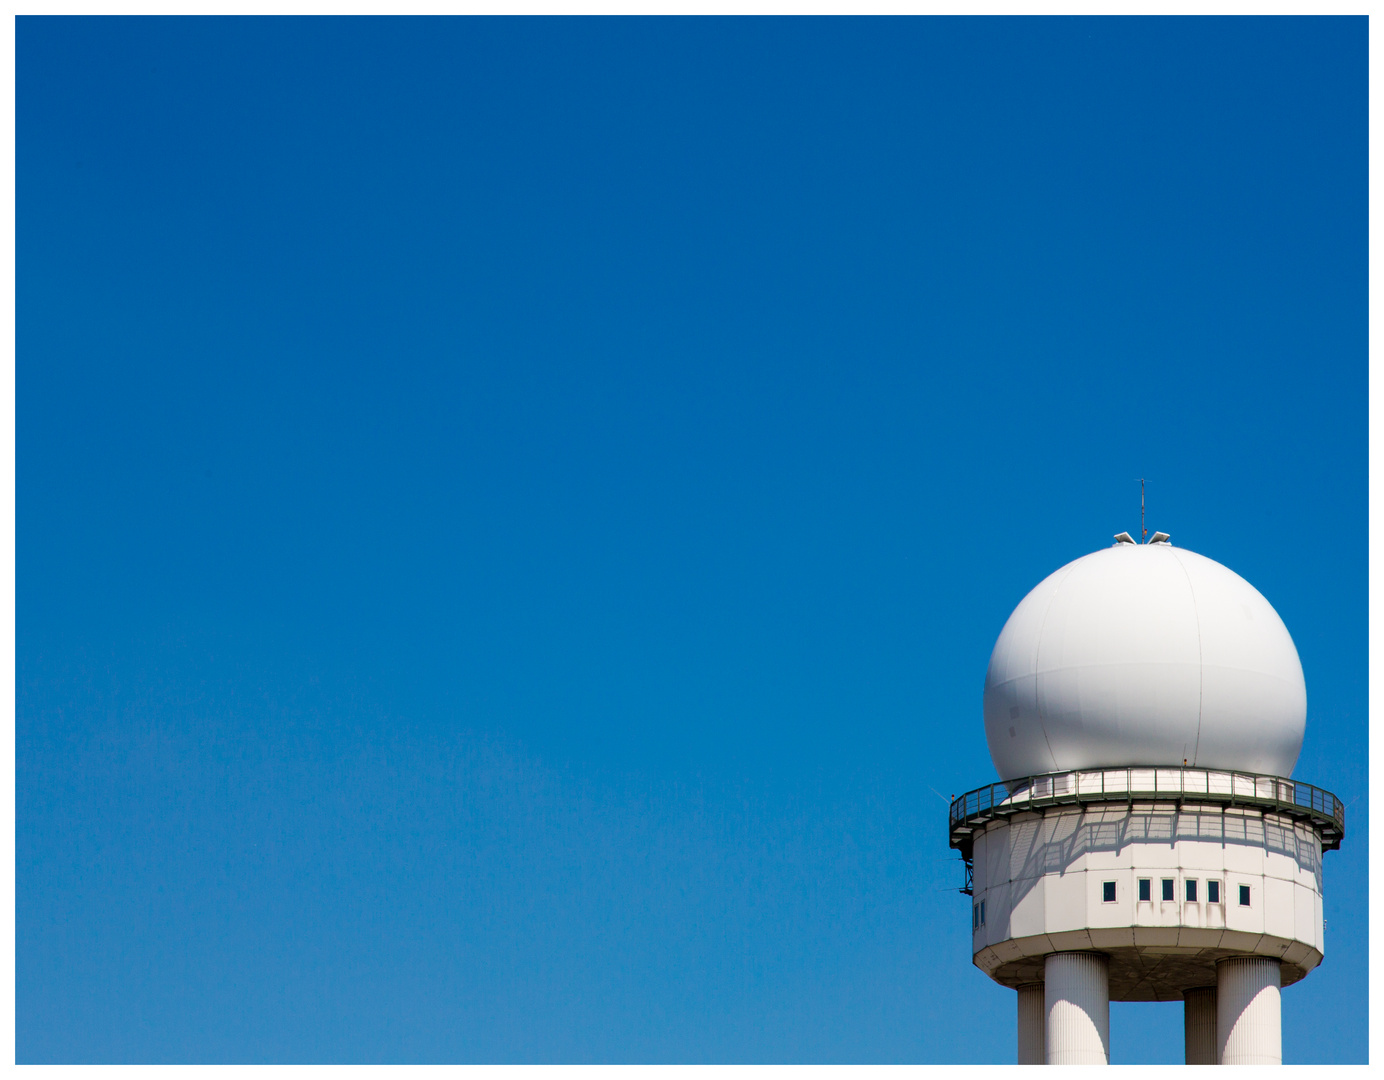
[
  {"left": 1113, "top": 532, "right": 1136, "bottom": 545},
  {"left": 1149, "top": 531, "right": 1171, "bottom": 545}
]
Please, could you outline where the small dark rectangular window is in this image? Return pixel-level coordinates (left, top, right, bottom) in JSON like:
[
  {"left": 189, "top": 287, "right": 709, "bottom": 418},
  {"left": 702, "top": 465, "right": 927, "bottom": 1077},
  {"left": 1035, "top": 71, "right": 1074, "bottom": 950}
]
[
  {"left": 1208, "top": 880, "right": 1220, "bottom": 904},
  {"left": 1239, "top": 885, "right": 1251, "bottom": 907},
  {"left": 973, "top": 904, "right": 979, "bottom": 929},
  {"left": 1102, "top": 881, "right": 1117, "bottom": 903},
  {"left": 1186, "top": 879, "right": 1198, "bottom": 903},
  {"left": 1162, "top": 878, "right": 1175, "bottom": 902},
  {"left": 1138, "top": 878, "right": 1151, "bottom": 902}
]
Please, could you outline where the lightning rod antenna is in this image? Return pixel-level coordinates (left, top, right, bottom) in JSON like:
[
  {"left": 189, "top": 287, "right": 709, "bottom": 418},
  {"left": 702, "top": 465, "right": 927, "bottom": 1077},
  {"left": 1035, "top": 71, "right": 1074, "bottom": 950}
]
[{"left": 1138, "top": 478, "right": 1147, "bottom": 542}]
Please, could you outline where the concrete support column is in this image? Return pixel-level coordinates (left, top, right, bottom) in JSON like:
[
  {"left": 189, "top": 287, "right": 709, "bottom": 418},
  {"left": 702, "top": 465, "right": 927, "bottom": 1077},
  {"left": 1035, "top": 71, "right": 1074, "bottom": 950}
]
[
  {"left": 1017, "top": 983, "right": 1045, "bottom": 1064},
  {"left": 1045, "top": 952, "right": 1109, "bottom": 1065},
  {"left": 1183, "top": 986, "right": 1217, "bottom": 1064},
  {"left": 1217, "top": 957, "right": 1281, "bottom": 1065}
]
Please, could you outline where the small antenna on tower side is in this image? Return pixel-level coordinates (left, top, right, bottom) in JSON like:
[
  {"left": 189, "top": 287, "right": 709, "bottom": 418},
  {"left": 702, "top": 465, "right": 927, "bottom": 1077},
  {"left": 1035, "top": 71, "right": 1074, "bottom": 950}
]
[{"left": 1137, "top": 478, "right": 1147, "bottom": 542}]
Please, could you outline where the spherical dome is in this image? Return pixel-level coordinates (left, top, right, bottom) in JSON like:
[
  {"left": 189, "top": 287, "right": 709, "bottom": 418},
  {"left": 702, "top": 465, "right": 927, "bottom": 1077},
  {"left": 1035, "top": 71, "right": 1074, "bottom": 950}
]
[{"left": 983, "top": 541, "right": 1306, "bottom": 780}]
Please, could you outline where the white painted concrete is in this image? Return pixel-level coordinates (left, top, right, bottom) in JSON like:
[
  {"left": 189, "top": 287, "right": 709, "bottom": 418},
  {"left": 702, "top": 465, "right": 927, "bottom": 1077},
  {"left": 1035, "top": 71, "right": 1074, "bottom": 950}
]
[
  {"left": 1218, "top": 957, "right": 1281, "bottom": 1065},
  {"left": 1183, "top": 986, "right": 1217, "bottom": 1064},
  {"left": 1017, "top": 983, "right": 1044, "bottom": 1064},
  {"left": 970, "top": 804, "right": 1323, "bottom": 997},
  {"left": 1045, "top": 952, "right": 1109, "bottom": 1064}
]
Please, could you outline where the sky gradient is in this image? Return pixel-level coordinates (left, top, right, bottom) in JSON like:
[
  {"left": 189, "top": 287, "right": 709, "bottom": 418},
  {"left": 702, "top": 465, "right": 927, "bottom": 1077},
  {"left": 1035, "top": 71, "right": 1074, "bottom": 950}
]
[{"left": 18, "top": 16, "right": 1367, "bottom": 1063}]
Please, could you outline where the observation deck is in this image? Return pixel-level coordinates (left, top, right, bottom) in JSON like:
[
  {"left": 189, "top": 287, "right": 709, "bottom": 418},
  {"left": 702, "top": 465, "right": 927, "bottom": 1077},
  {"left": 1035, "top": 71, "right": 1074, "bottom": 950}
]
[
  {"left": 949, "top": 766, "right": 1345, "bottom": 890},
  {"left": 950, "top": 766, "right": 1345, "bottom": 1000}
]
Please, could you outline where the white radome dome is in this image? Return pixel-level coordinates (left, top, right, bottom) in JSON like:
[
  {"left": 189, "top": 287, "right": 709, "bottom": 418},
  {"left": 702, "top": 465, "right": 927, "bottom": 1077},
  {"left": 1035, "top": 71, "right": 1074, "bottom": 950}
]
[{"left": 984, "top": 540, "right": 1306, "bottom": 780}]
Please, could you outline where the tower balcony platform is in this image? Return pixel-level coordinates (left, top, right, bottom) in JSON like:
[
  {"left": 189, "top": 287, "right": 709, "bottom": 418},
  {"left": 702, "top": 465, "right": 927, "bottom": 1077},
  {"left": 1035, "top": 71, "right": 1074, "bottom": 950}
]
[{"left": 948, "top": 767, "right": 1344, "bottom": 1003}]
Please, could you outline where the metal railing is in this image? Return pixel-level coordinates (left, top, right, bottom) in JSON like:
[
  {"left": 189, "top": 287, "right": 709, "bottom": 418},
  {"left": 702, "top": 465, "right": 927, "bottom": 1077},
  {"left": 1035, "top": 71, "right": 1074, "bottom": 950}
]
[{"left": 948, "top": 766, "right": 1345, "bottom": 863}]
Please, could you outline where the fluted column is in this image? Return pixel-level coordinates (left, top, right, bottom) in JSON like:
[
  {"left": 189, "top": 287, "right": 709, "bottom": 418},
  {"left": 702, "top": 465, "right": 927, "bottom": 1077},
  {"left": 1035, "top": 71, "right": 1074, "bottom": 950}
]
[
  {"left": 1183, "top": 986, "right": 1217, "bottom": 1064},
  {"left": 1217, "top": 957, "right": 1281, "bottom": 1065},
  {"left": 1045, "top": 952, "right": 1109, "bottom": 1064},
  {"left": 1017, "top": 983, "right": 1045, "bottom": 1064}
]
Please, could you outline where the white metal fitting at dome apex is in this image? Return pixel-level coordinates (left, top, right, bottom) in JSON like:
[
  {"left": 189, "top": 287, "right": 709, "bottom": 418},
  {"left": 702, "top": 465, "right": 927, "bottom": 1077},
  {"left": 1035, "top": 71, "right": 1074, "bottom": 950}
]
[{"left": 982, "top": 532, "right": 1306, "bottom": 781}]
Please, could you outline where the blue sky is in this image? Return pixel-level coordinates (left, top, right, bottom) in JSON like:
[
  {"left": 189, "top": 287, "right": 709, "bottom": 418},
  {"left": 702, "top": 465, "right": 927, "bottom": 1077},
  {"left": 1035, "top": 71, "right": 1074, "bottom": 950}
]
[{"left": 17, "top": 16, "right": 1366, "bottom": 1063}]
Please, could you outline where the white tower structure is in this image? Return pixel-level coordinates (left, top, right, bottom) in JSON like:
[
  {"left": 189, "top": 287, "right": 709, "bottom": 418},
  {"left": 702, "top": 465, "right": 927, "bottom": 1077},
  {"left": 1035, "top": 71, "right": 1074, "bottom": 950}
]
[{"left": 949, "top": 533, "right": 1345, "bottom": 1065}]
